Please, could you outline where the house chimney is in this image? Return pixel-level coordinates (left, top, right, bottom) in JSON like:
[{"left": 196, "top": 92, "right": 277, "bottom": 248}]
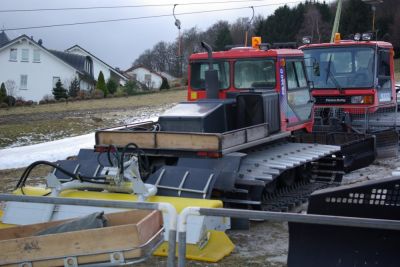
[{"left": 38, "top": 39, "right": 43, "bottom": 46}]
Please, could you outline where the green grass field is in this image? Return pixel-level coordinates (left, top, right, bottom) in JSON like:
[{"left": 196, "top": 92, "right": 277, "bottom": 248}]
[
  {"left": 0, "top": 89, "right": 187, "bottom": 148},
  {"left": 0, "top": 88, "right": 186, "bottom": 116}
]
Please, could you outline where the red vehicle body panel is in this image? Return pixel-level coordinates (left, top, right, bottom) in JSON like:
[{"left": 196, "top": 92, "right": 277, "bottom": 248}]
[
  {"left": 187, "top": 47, "right": 313, "bottom": 133},
  {"left": 299, "top": 40, "right": 396, "bottom": 110}
]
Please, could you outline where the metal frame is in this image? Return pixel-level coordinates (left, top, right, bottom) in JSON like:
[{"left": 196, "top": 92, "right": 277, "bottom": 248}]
[
  {"left": 0, "top": 194, "right": 177, "bottom": 267},
  {"left": 176, "top": 207, "right": 400, "bottom": 267}
]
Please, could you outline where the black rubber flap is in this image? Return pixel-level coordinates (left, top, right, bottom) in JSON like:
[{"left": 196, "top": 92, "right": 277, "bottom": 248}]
[
  {"left": 146, "top": 166, "right": 217, "bottom": 199},
  {"left": 288, "top": 176, "right": 400, "bottom": 267}
]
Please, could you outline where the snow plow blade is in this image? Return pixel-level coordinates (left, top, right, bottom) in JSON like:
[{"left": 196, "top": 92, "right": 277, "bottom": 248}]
[
  {"left": 288, "top": 176, "right": 400, "bottom": 267},
  {"left": 373, "top": 128, "right": 399, "bottom": 158},
  {"left": 292, "top": 132, "right": 376, "bottom": 173}
]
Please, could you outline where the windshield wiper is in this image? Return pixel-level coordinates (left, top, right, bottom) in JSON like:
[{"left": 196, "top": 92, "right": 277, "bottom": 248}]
[{"left": 325, "top": 54, "right": 343, "bottom": 92}]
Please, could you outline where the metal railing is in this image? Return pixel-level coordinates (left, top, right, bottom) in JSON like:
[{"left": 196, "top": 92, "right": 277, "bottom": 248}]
[
  {"left": 0, "top": 194, "right": 177, "bottom": 267},
  {"left": 313, "top": 103, "right": 398, "bottom": 133},
  {"left": 3, "top": 194, "right": 400, "bottom": 267},
  {"left": 176, "top": 206, "right": 400, "bottom": 267}
]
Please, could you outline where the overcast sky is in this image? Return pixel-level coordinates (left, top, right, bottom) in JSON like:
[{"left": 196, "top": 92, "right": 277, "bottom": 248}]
[{"left": 0, "top": 0, "right": 334, "bottom": 70}]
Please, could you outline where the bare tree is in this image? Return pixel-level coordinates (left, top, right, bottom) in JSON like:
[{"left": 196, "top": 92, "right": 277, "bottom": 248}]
[
  {"left": 133, "top": 49, "right": 156, "bottom": 70},
  {"left": 230, "top": 17, "right": 253, "bottom": 45},
  {"left": 152, "top": 41, "right": 169, "bottom": 72},
  {"left": 298, "top": 4, "right": 330, "bottom": 43},
  {"left": 390, "top": 10, "right": 400, "bottom": 51}
]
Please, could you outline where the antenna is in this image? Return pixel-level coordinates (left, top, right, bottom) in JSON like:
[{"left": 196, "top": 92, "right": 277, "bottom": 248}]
[{"left": 244, "top": 6, "right": 254, "bottom": 47}]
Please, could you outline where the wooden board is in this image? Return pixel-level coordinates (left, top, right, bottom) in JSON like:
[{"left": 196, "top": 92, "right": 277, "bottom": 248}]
[
  {"left": 95, "top": 123, "right": 270, "bottom": 154},
  {"left": 156, "top": 132, "right": 220, "bottom": 151},
  {"left": 96, "top": 131, "right": 156, "bottom": 148},
  {"left": 0, "top": 210, "right": 162, "bottom": 266}
]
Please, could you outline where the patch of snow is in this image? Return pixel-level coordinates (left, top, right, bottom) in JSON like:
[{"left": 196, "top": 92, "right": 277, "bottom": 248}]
[
  {"left": 0, "top": 133, "right": 95, "bottom": 170},
  {"left": 0, "top": 115, "right": 162, "bottom": 170}
]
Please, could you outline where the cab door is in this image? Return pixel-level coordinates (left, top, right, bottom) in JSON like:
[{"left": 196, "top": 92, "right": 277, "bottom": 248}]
[{"left": 284, "top": 59, "right": 313, "bottom": 126}]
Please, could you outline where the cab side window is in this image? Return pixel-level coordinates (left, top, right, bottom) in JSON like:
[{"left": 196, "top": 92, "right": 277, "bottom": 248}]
[
  {"left": 377, "top": 50, "right": 392, "bottom": 98},
  {"left": 285, "top": 60, "right": 312, "bottom": 122}
]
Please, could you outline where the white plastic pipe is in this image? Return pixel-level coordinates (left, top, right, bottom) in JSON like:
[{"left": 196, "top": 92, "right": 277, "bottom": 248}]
[{"left": 177, "top": 207, "right": 201, "bottom": 267}]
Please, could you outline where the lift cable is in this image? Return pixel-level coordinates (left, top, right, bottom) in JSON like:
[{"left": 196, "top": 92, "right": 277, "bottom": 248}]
[
  {"left": 0, "top": 0, "right": 300, "bottom": 13},
  {"left": 2, "top": 1, "right": 302, "bottom": 31}
]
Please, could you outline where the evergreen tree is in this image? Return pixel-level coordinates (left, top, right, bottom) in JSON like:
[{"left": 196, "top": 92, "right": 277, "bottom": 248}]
[
  {"left": 68, "top": 77, "right": 80, "bottom": 98},
  {"left": 52, "top": 79, "right": 67, "bottom": 100},
  {"left": 124, "top": 80, "right": 139, "bottom": 95},
  {"left": 0, "top": 82, "right": 7, "bottom": 103},
  {"left": 341, "top": 0, "right": 372, "bottom": 36},
  {"left": 160, "top": 77, "right": 170, "bottom": 90},
  {"left": 106, "top": 79, "right": 118, "bottom": 95},
  {"left": 214, "top": 21, "right": 233, "bottom": 51},
  {"left": 97, "top": 71, "right": 108, "bottom": 97},
  {"left": 255, "top": 4, "right": 306, "bottom": 43}
]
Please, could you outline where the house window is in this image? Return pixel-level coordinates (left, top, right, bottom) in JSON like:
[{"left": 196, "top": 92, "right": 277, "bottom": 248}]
[
  {"left": 20, "top": 75, "right": 28, "bottom": 90},
  {"left": 9, "top": 48, "right": 17, "bottom": 61},
  {"left": 53, "top": 77, "right": 60, "bottom": 88},
  {"left": 21, "top": 49, "right": 29, "bottom": 62},
  {"left": 33, "top": 49, "right": 41, "bottom": 62},
  {"left": 84, "top": 57, "right": 93, "bottom": 76},
  {"left": 145, "top": 74, "right": 151, "bottom": 83},
  {"left": 132, "top": 74, "right": 137, "bottom": 80}
]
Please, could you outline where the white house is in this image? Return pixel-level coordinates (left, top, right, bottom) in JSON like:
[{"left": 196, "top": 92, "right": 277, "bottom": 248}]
[
  {"left": 0, "top": 32, "right": 127, "bottom": 102},
  {"left": 124, "top": 66, "right": 165, "bottom": 90},
  {"left": 66, "top": 45, "right": 127, "bottom": 86}
]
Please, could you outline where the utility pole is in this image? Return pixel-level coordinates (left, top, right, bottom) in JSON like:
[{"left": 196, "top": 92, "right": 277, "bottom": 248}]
[{"left": 330, "top": 0, "right": 343, "bottom": 43}]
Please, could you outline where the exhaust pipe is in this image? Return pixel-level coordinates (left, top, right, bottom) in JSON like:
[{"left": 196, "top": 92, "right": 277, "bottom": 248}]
[{"left": 201, "top": 41, "right": 219, "bottom": 99}]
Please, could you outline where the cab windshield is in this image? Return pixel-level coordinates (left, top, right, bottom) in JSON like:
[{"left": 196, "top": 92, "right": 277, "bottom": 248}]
[
  {"left": 234, "top": 59, "right": 276, "bottom": 89},
  {"left": 304, "top": 47, "right": 375, "bottom": 89}
]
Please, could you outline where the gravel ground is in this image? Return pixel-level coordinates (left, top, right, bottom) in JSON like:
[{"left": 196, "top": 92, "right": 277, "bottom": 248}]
[
  {"left": 0, "top": 92, "right": 399, "bottom": 266},
  {"left": 1, "top": 155, "right": 398, "bottom": 266}
]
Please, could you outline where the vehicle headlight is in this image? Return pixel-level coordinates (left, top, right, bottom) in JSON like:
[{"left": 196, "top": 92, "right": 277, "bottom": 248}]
[
  {"left": 351, "top": 95, "right": 373, "bottom": 104},
  {"left": 362, "top": 32, "right": 373, "bottom": 41}
]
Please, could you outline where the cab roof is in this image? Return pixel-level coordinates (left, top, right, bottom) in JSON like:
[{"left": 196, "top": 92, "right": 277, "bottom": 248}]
[
  {"left": 299, "top": 40, "right": 393, "bottom": 50},
  {"left": 189, "top": 47, "right": 303, "bottom": 61}
]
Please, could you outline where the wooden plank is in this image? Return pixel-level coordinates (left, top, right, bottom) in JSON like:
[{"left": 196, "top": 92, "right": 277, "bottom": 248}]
[
  {"left": 96, "top": 131, "right": 156, "bottom": 148},
  {"left": 0, "top": 219, "right": 72, "bottom": 241},
  {"left": 156, "top": 132, "right": 220, "bottom": 151},
  {"left": 97, "top": 123, "right": 271, "bottom": 152},
  {"left": 136, "top": 211, "right": 163, "bottom": 244},
  {"left": 106, "top": 209, "right": 158, "bottom": 226},
  {"left": 0, "top": 210, "right": 162, "bottom": 266}
]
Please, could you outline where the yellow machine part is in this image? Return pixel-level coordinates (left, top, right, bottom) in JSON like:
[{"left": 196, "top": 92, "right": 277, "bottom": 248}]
[
  {"left": 0, "top": 210, "right": 14, "bottom": 229},
  {"left": 12, "top": 186, "right": 223, "bottom": 213},
  {"left": 2, "top": 186, "right": 235, "bottom": 262},
  {"left": 154, "top": 230, "right": 235, "bottom": 262}
]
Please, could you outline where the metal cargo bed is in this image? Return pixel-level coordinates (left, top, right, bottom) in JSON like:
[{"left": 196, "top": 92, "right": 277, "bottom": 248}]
[{"left": 95, "top": 121, "right": 289, "bottom": 155}]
